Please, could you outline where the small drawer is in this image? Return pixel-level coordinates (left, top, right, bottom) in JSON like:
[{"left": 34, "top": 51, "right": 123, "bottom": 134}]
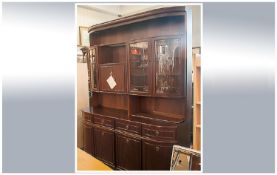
[
  {"left": 115, "top": 120, "right": 141, "bottom": 135},
  {"left": 83, "top": 112, "right": 92, "bottom": 121},
  {"left": 93, "top": 114, "right": 114, "bottom": 128},
  {"left": 142, "top": 125, "right": 177, "bottom": 140}
]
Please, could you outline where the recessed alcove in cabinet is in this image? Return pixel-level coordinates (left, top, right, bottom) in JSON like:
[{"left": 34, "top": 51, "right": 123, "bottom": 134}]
[{"left": 129, "top": 95, "right": 186, "bottom": 122}]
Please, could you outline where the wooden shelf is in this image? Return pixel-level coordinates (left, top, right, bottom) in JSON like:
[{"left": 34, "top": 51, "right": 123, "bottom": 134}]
[
  {"left": 98, "top": 62, "right": 125, "bottom": 66},
  {"left": 193, "top": 50, "right": 201, "bottom": 151}
]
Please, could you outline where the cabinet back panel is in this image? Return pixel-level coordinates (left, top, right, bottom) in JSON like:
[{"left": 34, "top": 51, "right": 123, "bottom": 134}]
[
  {"left": 152, "top": 98, "right": 185, "bottom": 117},
  {"left": 91, "top": 16, "right": 185, "bottom": 45},
  {"left": 99, "top": 93, "right": 128, "bottom": 110},
  {"left": 130, "top": 96, "right": 185, "bottom": 120},
  {"left": 99, "top": 45, "right": 126, "bottom": 64}
]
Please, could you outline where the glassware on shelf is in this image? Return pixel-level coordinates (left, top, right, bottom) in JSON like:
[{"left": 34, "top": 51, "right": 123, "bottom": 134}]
[
  {"left": 155, "top": 38, "right": 183, "bottom": 95},
  {"left": 129, "top": 42, "right": 150, "bottom": 93}
]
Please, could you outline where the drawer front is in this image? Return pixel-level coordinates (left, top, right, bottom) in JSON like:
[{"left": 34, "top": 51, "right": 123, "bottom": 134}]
[
  {"left": 83, "top": 112, "right": 92, "bottom": 121},
  {"left": 142, "top": 125, "right": 177, "bottom": 140},
  {"left": 93, "top": 114, "right": 114, "bottom": 128},
  {"left": 115, "top": 120, "right": 141, "bottom": 135}
]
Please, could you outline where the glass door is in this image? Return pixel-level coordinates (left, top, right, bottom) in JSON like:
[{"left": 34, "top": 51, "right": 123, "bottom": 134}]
[
  {"left": 89, "top": 47, "right": 98, "bottom": 90},
  {"left": 155, "top": 38, "right": 184, "bottom": 96},
  {"left": 129, "top": 41, "right": 151, "bottom": 94}
]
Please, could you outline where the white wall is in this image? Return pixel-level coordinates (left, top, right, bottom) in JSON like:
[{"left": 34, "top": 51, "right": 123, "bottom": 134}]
[{"left": 77, "top": 6, "right": 119, "bottom": 46}]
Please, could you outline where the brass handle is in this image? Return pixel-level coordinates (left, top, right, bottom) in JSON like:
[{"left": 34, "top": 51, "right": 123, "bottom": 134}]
[
  {"left": 156, "top": 146, "right": 160, "bottom": 152},
  {"left": 155, "top": 130, "right": 159, "bottom": 136},
  {"left": 126, "top": 125, "right": 129, "bottom": 130},
  {"left": 126, "top": 138, "right": 129, "bottom": 143}
]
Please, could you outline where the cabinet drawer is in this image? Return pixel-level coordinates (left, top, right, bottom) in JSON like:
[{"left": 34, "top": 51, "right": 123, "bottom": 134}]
[
  {"left": 142, "top": 125, "right": 177, "bottom": 140},
  {"left": 83, "top": 112, "right": 92, "bottom": 121},
  {"left": 115, "top": 120, "right": 141, "bottom": 135},
  {"left": 93, "top": 114, "right": 114, "bottom": 128}
]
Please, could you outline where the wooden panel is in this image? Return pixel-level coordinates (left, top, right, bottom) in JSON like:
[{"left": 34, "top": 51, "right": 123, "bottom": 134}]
[
  {"left": 142, "top": 124, "right": 177, "bottom": 141},
  {"left": 93, "top": 114, "right": 114, "bottom": 128},
  {"left": 98, "top": 45, "right": 126, "bottom": 64},
  {"left": 115, "top": 133, "right": 141, "bottom": 170},
  {"left": 142, "top": 140, "right": 174, "bottom": 170},
  {"left": 152, "top": 97, "right": 185, "bottom": 119},
  {"left": 93, "top": 127, "right": 115, "bottom": 167},
  {"left": 115, "top": 119, "right": 141, "bottom": 135},
  {"left": 130, "top": 96, "right": 186, "bottom": 122},
  {"left": 96, "top": 93, "right": 128, "bottom": 110},
  {"left": 83, "top": 112, "right": 92, "bottom": 122},
  {"left": 91, "top": 16, "right": 185, "bottom": 45},
  {"left": 83, "top": 122, "right": 93, "bottom": 155},
  {"left": 99, "top": 64, "right": 125, "bottom": 92}
]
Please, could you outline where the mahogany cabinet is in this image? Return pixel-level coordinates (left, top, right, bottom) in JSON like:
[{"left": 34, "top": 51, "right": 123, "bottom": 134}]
[{"left": 82, "top": 6, "right": 193, "bottom": 170}]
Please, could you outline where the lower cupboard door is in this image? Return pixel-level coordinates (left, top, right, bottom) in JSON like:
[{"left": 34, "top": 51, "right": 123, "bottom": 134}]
[
  {"left": 115, "top": 134, "right": 141, "bottom": 170},
  {"left": 83, "top": 123, "right": 92, "bottom": 155},
  {"left": 93, "top": 127, "right": 115, "bottom": 167},
  {"left": 142, "top": 141, "right": 173, "bottom": 170},
  {"left": 101, "top": 130, "right": 115, "bottom": 166}
]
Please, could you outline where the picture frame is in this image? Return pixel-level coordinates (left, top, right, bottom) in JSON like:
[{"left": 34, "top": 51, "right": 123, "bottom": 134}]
[
  {"left": 79, "top": 26, "right": 90, "bottom": 46},
  {"left": 170, "top": 145, "right": 201, "bottom": 171},
  {"left": 77, "top": 46, "right": 88, "bottom": 63}
]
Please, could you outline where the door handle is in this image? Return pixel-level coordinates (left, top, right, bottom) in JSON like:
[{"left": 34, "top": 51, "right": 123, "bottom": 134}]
[{"left": 156, "top": 146, "right": 160, "bottom": 152}]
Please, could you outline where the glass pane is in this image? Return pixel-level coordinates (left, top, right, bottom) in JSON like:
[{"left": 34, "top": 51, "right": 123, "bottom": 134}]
[
  {"left": 90, "top": 48, "right": 97, "bottom": 90},
  {"left": 155, "top": 38, "right": 183, "bottom": 95},
  {"left": 129, "top": 42, "right": 149, "bottom": 92},
  {"left": 91, "top": 63, "right": 97, "bottom": 89}
]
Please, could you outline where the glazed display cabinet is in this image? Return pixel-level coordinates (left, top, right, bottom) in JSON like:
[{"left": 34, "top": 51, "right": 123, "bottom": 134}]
[{"left": 82, "top": 6, "right": 193, "bottom": 170}]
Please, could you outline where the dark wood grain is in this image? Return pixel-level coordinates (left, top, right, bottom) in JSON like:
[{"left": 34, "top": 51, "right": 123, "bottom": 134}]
[{"left": 83, "top": 6, "right": 193, "bottom": 170}]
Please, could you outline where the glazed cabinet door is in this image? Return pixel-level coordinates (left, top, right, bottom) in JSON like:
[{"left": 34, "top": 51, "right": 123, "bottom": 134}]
[
  {"left": 93, "top": 127, "right": 115, "bottom": 167},
  {"left": 142, "top": 141, "right": 173, "bottom": 170},
  {"left": 115, "top": 133, "right": 141, "bottom": 170},
  {"left": 154, "top": 38, "right": 184, "bottom": 97},
  {"left": 129, "top": 41, "right": 152, "bottom": 94},
  {"left": 88, "top": 47, "right": 98, "bottom": 90},
  {"left": 83, "top": 122, "right": 93, "bottom": 155}
]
